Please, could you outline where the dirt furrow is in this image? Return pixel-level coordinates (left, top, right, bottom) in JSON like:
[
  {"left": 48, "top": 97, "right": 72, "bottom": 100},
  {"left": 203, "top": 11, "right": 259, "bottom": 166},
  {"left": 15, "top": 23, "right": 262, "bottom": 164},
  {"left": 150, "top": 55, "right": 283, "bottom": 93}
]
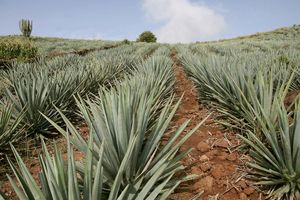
[{"left": 169, "top": 51, "right": 262, "bottom": 200}]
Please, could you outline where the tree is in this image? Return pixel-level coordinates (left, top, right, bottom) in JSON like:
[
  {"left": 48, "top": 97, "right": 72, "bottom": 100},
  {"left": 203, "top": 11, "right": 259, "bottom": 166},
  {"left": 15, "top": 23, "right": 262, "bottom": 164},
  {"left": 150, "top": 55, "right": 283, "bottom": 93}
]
[{"left": 137, "top": 31, "right": 157, "bottom": 43}]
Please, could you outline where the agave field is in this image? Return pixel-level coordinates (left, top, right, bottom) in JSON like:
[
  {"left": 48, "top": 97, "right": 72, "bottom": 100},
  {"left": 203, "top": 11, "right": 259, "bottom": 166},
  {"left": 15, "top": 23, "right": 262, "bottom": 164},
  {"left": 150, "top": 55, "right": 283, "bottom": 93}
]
[{"left": 0, "top": 26, "right": 300, "bottom": 200}]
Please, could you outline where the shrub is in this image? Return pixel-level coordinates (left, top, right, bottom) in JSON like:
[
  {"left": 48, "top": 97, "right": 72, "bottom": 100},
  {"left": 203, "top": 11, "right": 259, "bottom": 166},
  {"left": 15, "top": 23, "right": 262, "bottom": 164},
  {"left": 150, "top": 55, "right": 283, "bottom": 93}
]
[
  {"left": 0, "top": 38, "right": 37, "bottom": 62},
  {"left": 122, "top": 39, "right": 130, "bottom": 45},
  {"left": 137, "top": 31, "right": 157, "bottom": 43}
]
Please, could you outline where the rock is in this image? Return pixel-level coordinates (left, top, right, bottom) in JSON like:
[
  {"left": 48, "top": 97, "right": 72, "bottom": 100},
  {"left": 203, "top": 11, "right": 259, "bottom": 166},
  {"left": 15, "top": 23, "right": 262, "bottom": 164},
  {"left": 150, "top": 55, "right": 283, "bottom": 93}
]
[
  {"left": 215, "top": 139, "right": 229, "bottom": 148},
  {"left": 244, "top": 187, "right": 255, "bottom": 195},
  {"left": 200, "top": 162, "right": 212, "bottom": 172},
  {"left": 194, "top": 176, "right": 214, "bottom": 192},
  {"left": 199, "top": 155, "right": 209, "bottom": 162},
  {"left": 197, "top": 142, "right": 210, "bottom": 152},
  {"left": 191, "top": 166, "right": 202, "bottom": 175},
  {"left": 227, "top": 153, "right": 237, "bottom": 161},
  {"left": 211, "top": 165, "right": 227, "bottom": 178},
  {"left": 239, "top": 192, "right": 248, "bottom": 200},
  {"left": 205, "top": 176, "right": 214, "bottom": 192}
]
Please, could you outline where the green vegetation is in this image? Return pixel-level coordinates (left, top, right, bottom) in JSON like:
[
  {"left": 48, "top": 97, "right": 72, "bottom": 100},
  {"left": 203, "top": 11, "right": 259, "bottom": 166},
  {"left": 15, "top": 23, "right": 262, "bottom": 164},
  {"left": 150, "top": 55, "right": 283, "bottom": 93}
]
[
  {"left": 0, "top": 36, "right": 122, "bottom": 59},
  {"left": 240, "top": 100, "right": 300, "bottom": 199},
  {"left": 1, "top": 44, "right": 158, "bottom": 138},
  {"left": 32, "top": 37, "right": 121, "bottom": 56},
  {"left": 0, "top": 46, "right": 207, "bottom": 199},
  {"left": 122, "top": 39, "right": 131, "bottom": 44},
  {"left": 176, "top": 25, "right": 300, "bottom": 199},
  {"left": 19, "top": 19, "right": 32, "bottom": 37},
  {"left": 177, "top": 47, "right": 295, "bottom": 134},
  {"left": 137, "top": 31, "right": 157, "bottom": 43},
  {"left": 200, "top": 25, "right": 300, "bottom": 45},
  {"left": 0, "top": 37, "right": 37, "bottom": 63},
  {"left": 0, "top": 25, "right": 300, "bottom": 199},
  {"left": 0, "top": 104, "right": 24, "bottom": 149},
  {"left": 6, "top": 139, "right": 109, "bottom": 200}
]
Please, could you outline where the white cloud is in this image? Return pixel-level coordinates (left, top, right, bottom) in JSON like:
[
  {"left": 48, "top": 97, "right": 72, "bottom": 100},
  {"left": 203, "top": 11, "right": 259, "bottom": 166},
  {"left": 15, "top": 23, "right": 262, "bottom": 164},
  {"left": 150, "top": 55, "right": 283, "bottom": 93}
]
[{"left": 143, "top": 0, "right": 226, "bottom": 43}]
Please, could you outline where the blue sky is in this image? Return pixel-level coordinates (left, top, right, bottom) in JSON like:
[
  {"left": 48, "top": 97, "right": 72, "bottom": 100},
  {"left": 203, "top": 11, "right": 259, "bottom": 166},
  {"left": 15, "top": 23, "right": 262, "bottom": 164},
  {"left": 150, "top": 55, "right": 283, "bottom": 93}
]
[{"left": 0, "top": 0, "right": 299, "bottom": 43}]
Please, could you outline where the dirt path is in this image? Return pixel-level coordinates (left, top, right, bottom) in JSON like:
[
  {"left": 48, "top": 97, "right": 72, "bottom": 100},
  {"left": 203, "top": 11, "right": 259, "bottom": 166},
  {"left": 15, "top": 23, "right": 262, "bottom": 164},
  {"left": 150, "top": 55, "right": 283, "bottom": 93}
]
[{"left": 169, "top": 51, "right": 262, "bottom": 200}]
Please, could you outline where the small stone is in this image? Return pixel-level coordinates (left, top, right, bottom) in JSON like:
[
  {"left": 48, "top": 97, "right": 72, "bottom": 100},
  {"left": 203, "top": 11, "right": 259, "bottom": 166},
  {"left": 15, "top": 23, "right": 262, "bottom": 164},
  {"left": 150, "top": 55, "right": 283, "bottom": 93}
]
[
  {"left": 205, "top": 149, "right": 218, "bottom": 159},
  {"left": 194, "top": 176, "right": 214, "bottom": 192},
  {"left": 227, "top": 153, "right": 237, "bottom": 161},
  {"left": 211, "top": 165, "right": 227, "bottom": 178},
  {"left": 244, "top": 187, "right": 255, "bottom": 195},
  {"left": 205, "top": 176, "right": 214, "bottom": 192},
  {"left": 197, "top": 142, "right": 210, "bottom": 152},
  {"left": 191, "top": 166, "right": 202, "bottom": 175},
  {"left": 200, "top": 162, "right": 212, "bottom": 172},
  {"left": 199, "top": 155, "right": 209, "bottom": 162},
  {"left": 239, "top": 192, "right": 248, "bottom": 200},
  {"left": 215, "top": 139, "right": 229, "bottom": 148}
]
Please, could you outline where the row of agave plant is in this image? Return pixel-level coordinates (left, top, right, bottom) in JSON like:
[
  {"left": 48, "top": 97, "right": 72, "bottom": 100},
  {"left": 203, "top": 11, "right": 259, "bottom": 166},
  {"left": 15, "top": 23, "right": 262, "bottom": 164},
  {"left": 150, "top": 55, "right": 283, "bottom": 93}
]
[
  {"left": 177, "top": 45, "right": 300, "bottom": 199},
  {"left": 0, "top": 46, "right": 208, "bottom": 199},
  {"left": 0, "top": 43, "right": 159, "bottom": 150}
]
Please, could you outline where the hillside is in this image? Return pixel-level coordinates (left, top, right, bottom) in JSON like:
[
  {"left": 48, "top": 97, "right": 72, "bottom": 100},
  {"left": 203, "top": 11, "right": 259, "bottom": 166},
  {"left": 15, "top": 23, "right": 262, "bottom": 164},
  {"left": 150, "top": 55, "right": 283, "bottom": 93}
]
[{"left": 201, "top": 24, "right": 300, "bottom": 44}]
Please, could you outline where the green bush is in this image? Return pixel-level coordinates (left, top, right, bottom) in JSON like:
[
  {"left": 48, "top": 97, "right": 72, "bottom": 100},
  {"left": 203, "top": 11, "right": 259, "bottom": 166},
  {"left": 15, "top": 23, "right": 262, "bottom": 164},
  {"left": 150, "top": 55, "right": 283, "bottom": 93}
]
[
  {"left": 137, "top": 31, "right": 157, "bottom": 43},
  {"left": 122, "top": 39, "right": 131, "bottom": 45},
  {"left": 0, "top": 38, "right": 37, "bottom": 62}
]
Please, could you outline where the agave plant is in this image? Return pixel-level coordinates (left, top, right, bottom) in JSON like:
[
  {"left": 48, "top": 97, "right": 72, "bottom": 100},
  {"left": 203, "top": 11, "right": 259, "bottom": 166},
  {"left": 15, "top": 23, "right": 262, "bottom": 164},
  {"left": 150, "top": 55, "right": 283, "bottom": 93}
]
[
  {"left": 0, "top": 103, "right": 25, "bottom": 149},
  {"left": 5, "top": 69, "right": 66, "bottom": 135},
  {"left": 3, "top": 50, "right": 141, "bottom": 136},
  {"left": 2, "top": 125, "right": 202, "bottom": 200},
  {"left": 44, "top": 95, "right": 206, "bottom": 199},
  {"left": 133, "top": 55, "right": 175, "bottom": 107},
  {"left": 177, "top": 49, "right": 294, "bottom": 134},
  {"left": 240, "top": 99, "right": 300, "bottom": 199},
  {"left": 3, "top": 137, "right": 103, "bottom": 199},
  {"left": 233, "top": 70, "right": 293, "bottom": 136},
  {"left": 3, "top": 54, "right": 208, "bottom": 199},
  {"left": 38, "top": 54, "right": 207, "bottom": 198},
  {"left": 3, "top": 136, "right": 174, "bottom": 200}
]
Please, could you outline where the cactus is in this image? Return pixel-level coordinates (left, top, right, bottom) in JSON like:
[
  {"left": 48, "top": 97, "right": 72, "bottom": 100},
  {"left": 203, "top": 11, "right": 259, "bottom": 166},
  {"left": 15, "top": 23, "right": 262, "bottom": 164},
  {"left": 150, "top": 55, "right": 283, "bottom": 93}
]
[{"left": 19, "top": 19, "right": 32, "bottom": 37}]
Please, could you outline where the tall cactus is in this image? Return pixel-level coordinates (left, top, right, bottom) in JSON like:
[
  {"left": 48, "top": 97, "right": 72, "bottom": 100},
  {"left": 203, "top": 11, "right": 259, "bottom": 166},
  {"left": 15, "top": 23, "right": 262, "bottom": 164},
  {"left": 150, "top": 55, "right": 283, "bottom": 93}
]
[{"left": 19, "top": 19, "right": 32, "bottom": 37}]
